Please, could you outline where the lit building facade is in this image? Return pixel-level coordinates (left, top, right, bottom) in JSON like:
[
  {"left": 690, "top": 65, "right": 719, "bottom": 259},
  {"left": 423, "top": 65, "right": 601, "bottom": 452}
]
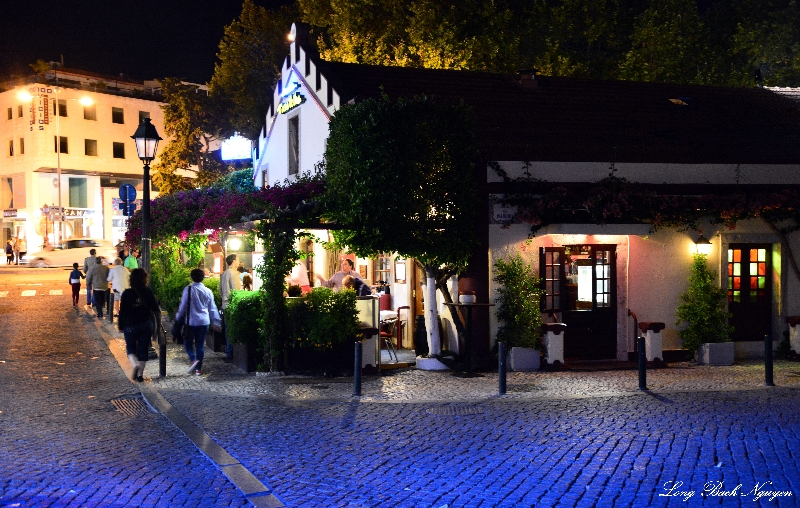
[{"left": 0, "top": 68, "right": 167, "bottom": 252}]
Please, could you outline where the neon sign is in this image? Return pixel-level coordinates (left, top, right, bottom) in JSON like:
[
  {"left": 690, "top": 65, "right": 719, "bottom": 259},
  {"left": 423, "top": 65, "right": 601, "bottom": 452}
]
[{"left": 278, "top": 92, "right": 306, "bottom": 114}]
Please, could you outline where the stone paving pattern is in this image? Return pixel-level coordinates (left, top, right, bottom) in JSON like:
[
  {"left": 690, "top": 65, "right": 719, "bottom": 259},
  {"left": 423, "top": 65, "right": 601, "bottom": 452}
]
[
  {"left": 0, "top": 279, "right": 250, "bottom": 507},
  {"left": 2, "top": 277, "right": 800, "bottom": 507}
]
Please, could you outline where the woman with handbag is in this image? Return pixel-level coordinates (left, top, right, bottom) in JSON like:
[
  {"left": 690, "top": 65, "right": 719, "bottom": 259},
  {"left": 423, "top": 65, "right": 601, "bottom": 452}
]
[
  {"left": 175, "top": 269, "right": 222, "bottom": 376},
  {"left": 118, "top": 268, "right": 161, "bottom": 382}
]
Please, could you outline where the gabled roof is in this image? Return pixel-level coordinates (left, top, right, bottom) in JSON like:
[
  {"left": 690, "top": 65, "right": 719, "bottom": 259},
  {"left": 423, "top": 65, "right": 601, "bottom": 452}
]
[{"left": 312, "top": 58, "right": 800, "bottom": 164}]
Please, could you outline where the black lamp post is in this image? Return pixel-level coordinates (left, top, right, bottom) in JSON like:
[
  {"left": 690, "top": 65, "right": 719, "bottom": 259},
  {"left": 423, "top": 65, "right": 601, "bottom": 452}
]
[{"left": 131, "top": 118, "right": 162, "bottom": 275}]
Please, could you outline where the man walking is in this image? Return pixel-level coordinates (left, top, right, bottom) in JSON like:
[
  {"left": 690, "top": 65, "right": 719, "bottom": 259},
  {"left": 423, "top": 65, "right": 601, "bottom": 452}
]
[
  {"left": 86, "top": 257, "right": 110, "bottom": 318},
  {"left": 83, "top": 249, "right": 97, "bottom": 308},
  {"left": 124, "top": 248, "right": 139, "bottom": 270},
  {"left": 219, "top": 253, "right": 241, "bottom": 361}
]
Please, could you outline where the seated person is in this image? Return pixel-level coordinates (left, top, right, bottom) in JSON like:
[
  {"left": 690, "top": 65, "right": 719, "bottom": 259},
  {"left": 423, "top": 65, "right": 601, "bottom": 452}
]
[{"left": 343, "top": 275, "right": 372, "bottom": 297}]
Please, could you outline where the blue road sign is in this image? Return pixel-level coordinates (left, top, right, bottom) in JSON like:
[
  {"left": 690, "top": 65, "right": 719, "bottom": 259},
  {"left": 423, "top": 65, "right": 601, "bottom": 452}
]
[{"left": 119, "top": 183, "right": 136, "bottom": 202}]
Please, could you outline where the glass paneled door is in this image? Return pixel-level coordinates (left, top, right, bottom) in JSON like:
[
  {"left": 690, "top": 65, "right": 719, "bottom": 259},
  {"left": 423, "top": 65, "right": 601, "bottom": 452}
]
[
  {"left": 727, "top": 244, "right": 772, "bottom": 341},
  {"left": 540, "top": 245, "right": 617, "bottom": 360}
]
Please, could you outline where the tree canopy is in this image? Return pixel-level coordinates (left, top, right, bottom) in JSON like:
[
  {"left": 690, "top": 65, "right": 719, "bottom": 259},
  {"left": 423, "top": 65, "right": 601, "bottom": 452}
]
[
  {"left": 323, "top": 94, "right": 479, "bottom": 269},
  {"left": 299, "top": 0, "right": 800, "bottom": 86},
  {"left": 210, "top": 0, "right": 297, "bottom": 140}
]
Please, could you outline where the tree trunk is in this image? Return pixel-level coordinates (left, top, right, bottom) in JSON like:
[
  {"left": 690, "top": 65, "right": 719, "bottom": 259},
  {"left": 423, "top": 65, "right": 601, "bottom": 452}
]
[
  {"left": 425, "top": 265, "right": 441, "bottom": 356},
  {"left": 435, "top": 273, "right": 467, "bottom": 345}
]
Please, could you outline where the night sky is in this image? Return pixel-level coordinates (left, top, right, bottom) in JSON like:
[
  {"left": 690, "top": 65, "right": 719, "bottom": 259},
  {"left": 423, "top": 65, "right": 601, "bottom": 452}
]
[{"left": 1, "top": 0, "right": 293, "bottom": 84}]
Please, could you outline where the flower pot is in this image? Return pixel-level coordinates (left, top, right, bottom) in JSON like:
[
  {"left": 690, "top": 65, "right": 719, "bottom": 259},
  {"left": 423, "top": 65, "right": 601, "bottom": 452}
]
[
  {"left": 509, "top": 347, "right": 540, "bottom": 372},
  {"left": 696, "top": 342, "right": 734, "bottom": 366}
]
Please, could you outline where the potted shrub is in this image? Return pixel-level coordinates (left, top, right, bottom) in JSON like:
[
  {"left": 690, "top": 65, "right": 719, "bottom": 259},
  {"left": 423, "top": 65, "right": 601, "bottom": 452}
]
[
  {"left": 226, "top": 290, "right": 264, "bottom": 372},
  {"left": 676, "top": 253, "right": 734, "bottom": 365},
  {"left": 285, "top": 287, "right": 360, "bottom": 375},
  {"left": 494, "top": 254, "right": 544, "bottom": 371}
]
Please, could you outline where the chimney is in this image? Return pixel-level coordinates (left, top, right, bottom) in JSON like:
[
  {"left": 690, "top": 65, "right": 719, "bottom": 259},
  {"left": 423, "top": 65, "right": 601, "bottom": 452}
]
[{"left": 516, "top": 69, "right": 539, "bottom": 88}]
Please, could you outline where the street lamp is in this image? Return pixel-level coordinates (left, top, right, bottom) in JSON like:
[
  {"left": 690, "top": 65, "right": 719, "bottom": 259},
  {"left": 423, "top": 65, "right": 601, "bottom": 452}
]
[
  {"left": 695, "top": 235, "right": 712, "bottom": 256},
  {"left": 131, "top": 118, "right": 162, "bottom": 275},
  {"left": 18, "top": 88, "right": 93, "bottom": 247}
]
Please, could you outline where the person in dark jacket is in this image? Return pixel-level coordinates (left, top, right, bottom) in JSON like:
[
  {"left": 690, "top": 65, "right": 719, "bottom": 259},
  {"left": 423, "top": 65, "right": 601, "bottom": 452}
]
[
  {"left": 118, "top": 268, "right": 161, "bottom": 382},
  {"left": 343, "top": 275, "right": 372, "bottom": 296}
]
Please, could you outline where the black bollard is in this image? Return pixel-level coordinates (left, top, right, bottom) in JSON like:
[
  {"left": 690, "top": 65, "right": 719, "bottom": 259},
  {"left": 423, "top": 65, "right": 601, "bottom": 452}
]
[
  {"left": 159, "top": 342, "right": 167, "bottom": 377},
  {"left": 637, "top": 336, "right": 647, "bottom": 391},
  {"left": 765, "top": 334, "right": 775, "bottom": 386},
  {"left": 353, "top": 341, "right": 362, "bottom": 396},
  {"left": 107, "top": 291, "right": 114, "bottom": 323},
  {"left": 498, "top": 341, "right": 507, "bottom": 395}
]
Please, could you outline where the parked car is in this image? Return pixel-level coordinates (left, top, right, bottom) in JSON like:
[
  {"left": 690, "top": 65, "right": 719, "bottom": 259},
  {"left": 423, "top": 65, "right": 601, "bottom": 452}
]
[{"left": 26, "top": 238, "right": 117, "bottom": 268}]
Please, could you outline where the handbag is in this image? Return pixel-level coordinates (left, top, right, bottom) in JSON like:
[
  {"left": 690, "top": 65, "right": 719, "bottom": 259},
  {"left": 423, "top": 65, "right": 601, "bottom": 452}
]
[{"left": 171, "top": 284, "right": 192, "bottom": 344}]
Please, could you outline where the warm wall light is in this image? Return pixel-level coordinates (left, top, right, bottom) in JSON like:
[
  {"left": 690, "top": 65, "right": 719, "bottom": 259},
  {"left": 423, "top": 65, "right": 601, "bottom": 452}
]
[
  {"left": 695, "top": 235, "right": 712, "bottom": 256},
  {"left": 79, "top": 96, "right": 93, "bottom": 106},
  {"left": 17, "top": 91, "right": 33, "bottom": 101}
]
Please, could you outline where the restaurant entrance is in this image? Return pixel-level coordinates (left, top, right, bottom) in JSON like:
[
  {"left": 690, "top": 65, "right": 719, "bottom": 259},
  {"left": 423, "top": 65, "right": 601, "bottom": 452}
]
[{"left": 540, "top": 244, "right": 617, "bottom": 360}]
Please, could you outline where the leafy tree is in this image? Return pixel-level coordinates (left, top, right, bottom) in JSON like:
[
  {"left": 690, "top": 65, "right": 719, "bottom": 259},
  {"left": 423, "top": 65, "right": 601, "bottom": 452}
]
[
  {"left": 298, "top": 0, "right": 522, "bottom": 71},
  {"left": 151, "top": 78, "right": 229, "bottom": 194},
  {"left": 519, "top": 0, "right": 639, "bottom": 80},
  {"left": 210, "top": 0, "right": 297, "bottom": 140},
  {"left": 618, "top": 0, "right": 710, "bottom": 84},
  {"left": 323, "top": 94, "right": 479, "bottom": 356}
]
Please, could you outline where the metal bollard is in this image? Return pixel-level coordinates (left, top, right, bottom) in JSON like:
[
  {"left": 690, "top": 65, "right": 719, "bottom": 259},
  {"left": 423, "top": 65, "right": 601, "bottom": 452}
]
[
  {"left": 765, "top": 334, "right": 775, "bottom": 386},
  {"left": 498, "top": 341, "right": 507, "bottom": 395},
  {"left": 353, "top": 341, "right": 362, "bottom": 396},
  {"left": 107, "top": 291, "right": 114, "bottom": 322},
  {"left": 160, "top": 342, "right": 167, "bottom": 377},
  {"left": 637, "top": 336, "right": 647, "bottom": 391}
]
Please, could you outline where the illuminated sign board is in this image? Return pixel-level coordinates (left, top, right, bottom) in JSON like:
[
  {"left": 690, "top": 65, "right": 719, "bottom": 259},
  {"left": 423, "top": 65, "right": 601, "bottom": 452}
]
[
  {"left": 220, "top": 133, "right": 252, "bottom": 161},
  {"left": 278, "top": 92, "right": 305, "bottom": 114}
]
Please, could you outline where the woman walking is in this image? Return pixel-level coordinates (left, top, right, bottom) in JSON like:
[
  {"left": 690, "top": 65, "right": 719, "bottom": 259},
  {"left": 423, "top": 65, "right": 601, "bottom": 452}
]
[
  {"left": 175, "top": 269, "right": 221, "bottom": 376},
  {"left": 118, "top": 268, "right": 160, "bottom": 382}
]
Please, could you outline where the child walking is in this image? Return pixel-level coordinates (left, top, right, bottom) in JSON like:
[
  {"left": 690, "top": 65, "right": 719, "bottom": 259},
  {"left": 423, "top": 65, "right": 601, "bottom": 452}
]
[{"left": 69, "top": 262, "right": 85, "bottom": 306}]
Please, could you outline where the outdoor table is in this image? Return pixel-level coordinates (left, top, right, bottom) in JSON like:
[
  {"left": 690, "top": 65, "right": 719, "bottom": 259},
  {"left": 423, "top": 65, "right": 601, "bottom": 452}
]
[{"left": 444, "top": 302, "right": 495, "bottom": 375}]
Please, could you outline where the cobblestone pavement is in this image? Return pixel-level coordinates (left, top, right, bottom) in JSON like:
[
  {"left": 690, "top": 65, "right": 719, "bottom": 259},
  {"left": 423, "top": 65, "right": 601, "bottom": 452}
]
[
  {"left": 3, "top": 274, "right": 800, "bottom": 507},
  {"left": 0, "top": 276, "right": 250, "bottom": 507}
]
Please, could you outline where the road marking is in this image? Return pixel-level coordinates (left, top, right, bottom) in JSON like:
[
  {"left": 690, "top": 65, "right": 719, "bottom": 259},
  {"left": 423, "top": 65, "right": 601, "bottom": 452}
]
[
  {"left": 79, "top": 289, "right": 87, "bottom": 295},
  {"left": 21, "top": 290, "right": 36, "bottom": 297},
  {"left": 49, "top": 289, "right": 63, "bottom": 295},
  {"left": 0, "top": 291, "right": 7, "bottom": 298}
]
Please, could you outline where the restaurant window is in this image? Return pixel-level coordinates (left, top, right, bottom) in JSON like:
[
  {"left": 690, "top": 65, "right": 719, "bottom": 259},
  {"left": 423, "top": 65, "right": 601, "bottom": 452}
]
[
  {"left": 112, "top": 107, "right": 124, "bottom": 124},
  {"left": 288, "top": 115, "right": 299, "bottom": 175},
  {"left": 68, "top": 178, "right": 87, "bottom": 208},
  {"left": 85, "top": 139, "right": 98, "bottom": 156},
  {"left": 112, "top": 142, "right": 125, "bottom": 159},
  {"left": 84, "top": 104, "right": 97, "bottom": 120},
  {"left": 374, "top": 253, "right": 391, "bottom": 285},
  {"left": 54, "top": 136, "right": 68, "bottom": 154}
]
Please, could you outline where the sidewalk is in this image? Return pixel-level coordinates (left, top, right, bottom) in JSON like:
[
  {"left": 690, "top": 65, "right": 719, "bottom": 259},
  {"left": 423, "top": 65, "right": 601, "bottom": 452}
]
[{"left": 90, "top": 307, "right": 800, "bottom": 402}]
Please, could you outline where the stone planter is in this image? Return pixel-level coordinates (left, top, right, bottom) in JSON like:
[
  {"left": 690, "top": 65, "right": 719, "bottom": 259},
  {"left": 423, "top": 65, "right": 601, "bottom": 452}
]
[
  {"left": 543, "top": 323, "right": 567, "bottom": 366},
  {"left": 233, "top": 341, "right": 260, "bottom": 373},
  {"left": 509, "top": 347, "right": 540, "bottom": 372},
  {"left": 205, "top": 327, "right": 226, "bottom": 353},
  {"left": 639, "top": 322, "right": 666, "bottom": 362},
  {"left": 697, "top": 342, "right": 734, "bottom": 366}
]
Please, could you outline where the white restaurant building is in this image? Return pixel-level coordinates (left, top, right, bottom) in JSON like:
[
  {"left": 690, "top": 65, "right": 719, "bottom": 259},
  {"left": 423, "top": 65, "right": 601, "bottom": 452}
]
[{"left": 252, "top": 24, "right": 800, "bottom": 365}]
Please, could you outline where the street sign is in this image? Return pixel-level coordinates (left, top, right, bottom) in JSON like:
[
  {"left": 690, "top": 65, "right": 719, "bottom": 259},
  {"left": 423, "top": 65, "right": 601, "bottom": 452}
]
[
  {"left": 119, "top": 184, "right": 136, "bottom": 202},
  {"left": 119, "top": 184, "right": 137, "bottom": 216}
]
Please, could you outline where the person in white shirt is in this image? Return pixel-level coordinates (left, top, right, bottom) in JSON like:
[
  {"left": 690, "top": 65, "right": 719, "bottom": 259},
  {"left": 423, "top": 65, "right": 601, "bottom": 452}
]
[
  {"left": 175, "top": 269, "right": 222, "bottom": 376},
  {"left": 219, "top": 254, "right": 242, "bottom": 360},
  {"left": 107, "top": 258, "right": 130, "bottom": 317}
]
